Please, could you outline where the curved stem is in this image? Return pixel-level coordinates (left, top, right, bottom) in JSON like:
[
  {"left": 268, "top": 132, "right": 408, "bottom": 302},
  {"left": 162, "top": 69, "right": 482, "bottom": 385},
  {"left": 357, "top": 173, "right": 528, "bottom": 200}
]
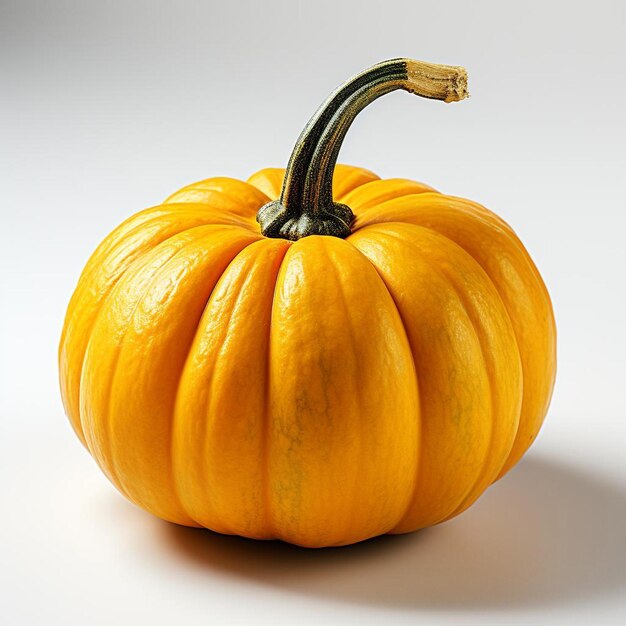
[
  {"left": 257, "top": 58, "right": 468, "bottom": 240},
  {"left": 300, "top": 78, "right": 403, "bottom": 215},
  {"left": 278, "top": 60, "right": 404, "bottom": 212}
]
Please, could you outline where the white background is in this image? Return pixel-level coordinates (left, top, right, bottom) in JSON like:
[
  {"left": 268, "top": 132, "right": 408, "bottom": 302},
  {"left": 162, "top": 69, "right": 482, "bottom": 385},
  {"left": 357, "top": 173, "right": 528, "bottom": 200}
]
[{"left": 2, "top": 1, "right": 625, "bottom": 624}]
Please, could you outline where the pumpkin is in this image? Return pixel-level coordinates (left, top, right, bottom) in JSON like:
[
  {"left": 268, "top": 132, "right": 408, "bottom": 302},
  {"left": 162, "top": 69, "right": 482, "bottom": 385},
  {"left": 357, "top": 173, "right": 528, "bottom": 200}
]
[{"left": 59, "top": 58, "right": 556, "bottom": 548}]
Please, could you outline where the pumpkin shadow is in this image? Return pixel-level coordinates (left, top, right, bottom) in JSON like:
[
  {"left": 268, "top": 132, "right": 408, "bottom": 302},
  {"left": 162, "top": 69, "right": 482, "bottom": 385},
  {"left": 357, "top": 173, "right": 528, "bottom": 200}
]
[{"left": 161, "top": 456, "right": 626, "bottom": 610}]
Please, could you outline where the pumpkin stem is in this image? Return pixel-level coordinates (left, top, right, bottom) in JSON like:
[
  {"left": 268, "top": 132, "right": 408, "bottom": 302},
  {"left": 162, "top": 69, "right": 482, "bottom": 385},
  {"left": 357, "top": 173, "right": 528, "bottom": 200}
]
[{"left": 257, "top": 58, "right": 469, "bottom": 241}]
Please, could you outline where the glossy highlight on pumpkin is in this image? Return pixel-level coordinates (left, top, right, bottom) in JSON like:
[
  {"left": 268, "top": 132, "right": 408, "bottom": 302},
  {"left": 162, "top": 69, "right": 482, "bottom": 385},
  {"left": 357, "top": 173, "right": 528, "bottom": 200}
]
[{"left": 59, "top": 164, "right": 556, "bottom": 547}]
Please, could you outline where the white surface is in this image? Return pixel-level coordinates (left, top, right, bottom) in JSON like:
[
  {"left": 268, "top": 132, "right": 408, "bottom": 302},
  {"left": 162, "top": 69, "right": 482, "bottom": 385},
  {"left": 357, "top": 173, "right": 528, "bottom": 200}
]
[{"left": 1, "top": 1, "right": 625, "bottom": 624}]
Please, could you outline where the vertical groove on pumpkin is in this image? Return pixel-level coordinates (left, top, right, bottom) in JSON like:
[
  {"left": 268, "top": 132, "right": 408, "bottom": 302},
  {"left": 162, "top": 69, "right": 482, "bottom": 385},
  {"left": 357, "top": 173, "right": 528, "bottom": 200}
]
[
  {"left": 436, "top": 231, "right": 526, "bottom": 505},
  {"left": 320, "top": 241, "right": 364, "bottom": 543},
  {"left": 398, "top": 261, "right": 493, "bottom": 528},
  {"left": 115, "top": 232, "right": 224, "bottom": 524},
  {"left": 92, "top": 226, "right": 256, "bottom": 526},
  {"left": 170, "top": 309, "right": 205, "bottom": 528},
  {"left": 384, "top": 224, "right": 521, "bottom": 524},
  {"left": 171, "top": 237, "right": 288, "bottom": 535},
  {"left": 260, "top": 242, "right": 291, "bottom": 540},
  {"left": 435, "top": 274, "right": 497, "bottom": 520},
  {"left": 348, "top": 192, "right": 555, "bottom": 487},
  {"left": 418, "top": 195, "right": 553, "bottom": 482},
  {"left": 80, "top": 231, "right": 197, "bottom": 487},
  {"left": 348, "top": 247, "right": 423, "bottom": 536},
  {"left": 167, "top": 235, "right": 266, "bottom": 529},
  {"left": 79, "top": 234, "right": 197, "bottom": 505},
  {"left": 64, "top": 213, "right": 170, "bottom": 445},
  {"left": 493, "top": 248, "right": 556, "bottom": 478},
  {"left": 65, "top": 211, "right": 224, "bottom": 446},
  {"left": 323, "top": 238, "right": 420, "bottom": 543},
  {"left": 91, "top": 228, "right": 233, "bottom": 520},
  {"left": 353, "top": 224, "right": 505, "bottom": 530}
]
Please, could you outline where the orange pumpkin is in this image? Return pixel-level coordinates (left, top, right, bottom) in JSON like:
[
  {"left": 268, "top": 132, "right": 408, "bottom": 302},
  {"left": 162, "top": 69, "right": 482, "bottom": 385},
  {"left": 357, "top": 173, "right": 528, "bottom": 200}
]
[{"left": 59, "top": 59, "right": 556, "bottom": 547}]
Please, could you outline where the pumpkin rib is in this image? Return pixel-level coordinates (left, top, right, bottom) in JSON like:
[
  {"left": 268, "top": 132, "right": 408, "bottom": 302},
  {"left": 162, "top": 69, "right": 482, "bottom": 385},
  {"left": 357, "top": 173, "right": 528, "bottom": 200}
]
[
  {"left": 433, "top": 272, "right": 498, "bottom": 519},
  {"left": 166, "top": 205, "right": 259, "bottom": 229},
  {"left": 80, "top": 225, "right": 259, "bottom": 511},
  {"left": 351, "top": 193, "right": 506, "bottom": 233},
  {"left": 111, "top": 228, "right": 262, "bottom": 526},
  {"left": 61, "top": 207, "right": 208, "bottom": 361},
  {"left": 80, "top": 227, "right": 207, "bottom": 491},
  {"left": 109, "top": 228, "right": 235, "bottom": 518},
  {"left": 65, "top": 217, "right": 216, "bottom": 442},
  {"left": 422, "top": 268, "right": 495, "bottom": 525},
  {"left": 69, "top": 205, "right": 184, "bottom": 279},
  {"left": 331, "top": 164, "right": 380, "bottom": 200},
  {"left": 173, "top": 301, "right": 236, "bottom": 531},
  {"left": 438, "top": 199, "right": 552, "bottom": 476},
  {"left": 443, "top": 194, "right": 514, "bottom": 232},
  {"left": 438, "top": 268, "right": 523, "bottom": 510},
  {"left": 353, "top": 192, "right": 539, "bottom": 300},
  {"left": 329, "top": 236, "right": 419, "bottom": 545},
  {"left": 262, "top": 242, "right": 292, "bottom": 540},
  {"left": 319, "top": 241, "right": 365, "bottom": 542},
  {"left": 164, "top": 179, "right": 270, "bottom": 217},
  {"left": 162, "top": 202, "right": 260, "bottom": 231},
  {"left": 341, "top": 178, "right": 439, "bottom": 216},
  {"left": 358, "top": 237, "right": 483, "bottom": 529},
  {"left": 351, "top": 223, "right": 521, "bottom": 530},
  {"left": 71, "top": 204, "right": 247, "bottom": 290},
  {"left": 398, "top": 223, "right": 521, "bottom": 519},
  {"left": 61, "top": 214, "right": 255, "bottom": 441},
  {"left": 266, "top": 236, "right": 418, "bottom": 546},
  {"left": 201, "top": 271, "right": 247, "bottom": 532},
  {"left": 171, "top": 238, "right": 289, "bottom": 536},
  {"left": 386, "top": 223, "right": 523, "bottom": 518},
  {"left": 407, "top": 220, "right": 523, "bottom": 513},
  {"left": 69, "top": 220, "right": 245, "bottom": 406},
  {"left": 352, "top": 193, "right": 534, "bottom": 291},
  {"left": 164, "top": 176, "right": 268, "bottom": 198},
  {"left": 350, "top": 195, "right": 553, "bottom": 479},
  {"left": 79, "top": 228, "right": 212, "bottom": 501},
  {"left": 344, "top": 243, "right": 424, "bottom": 537},
  {"left": 246, "top": 168, "right": 287, "bottom": 200},
  {"left": 360, "top": 233, "right": 487, "bottom": 528}
]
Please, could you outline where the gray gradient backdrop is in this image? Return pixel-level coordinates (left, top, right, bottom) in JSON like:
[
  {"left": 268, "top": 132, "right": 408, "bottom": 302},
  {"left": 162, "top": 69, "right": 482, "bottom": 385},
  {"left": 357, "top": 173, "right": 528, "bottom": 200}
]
[{"left": 1, "top": 1, "right": 625, "bottom": 624}]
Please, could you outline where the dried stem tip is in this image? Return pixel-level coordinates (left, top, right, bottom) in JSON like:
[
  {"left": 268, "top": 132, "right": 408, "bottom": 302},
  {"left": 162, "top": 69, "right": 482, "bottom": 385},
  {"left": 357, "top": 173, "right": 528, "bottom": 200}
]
[{"left": 405, "top": 59, "right": 469, "bottom": 103}]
